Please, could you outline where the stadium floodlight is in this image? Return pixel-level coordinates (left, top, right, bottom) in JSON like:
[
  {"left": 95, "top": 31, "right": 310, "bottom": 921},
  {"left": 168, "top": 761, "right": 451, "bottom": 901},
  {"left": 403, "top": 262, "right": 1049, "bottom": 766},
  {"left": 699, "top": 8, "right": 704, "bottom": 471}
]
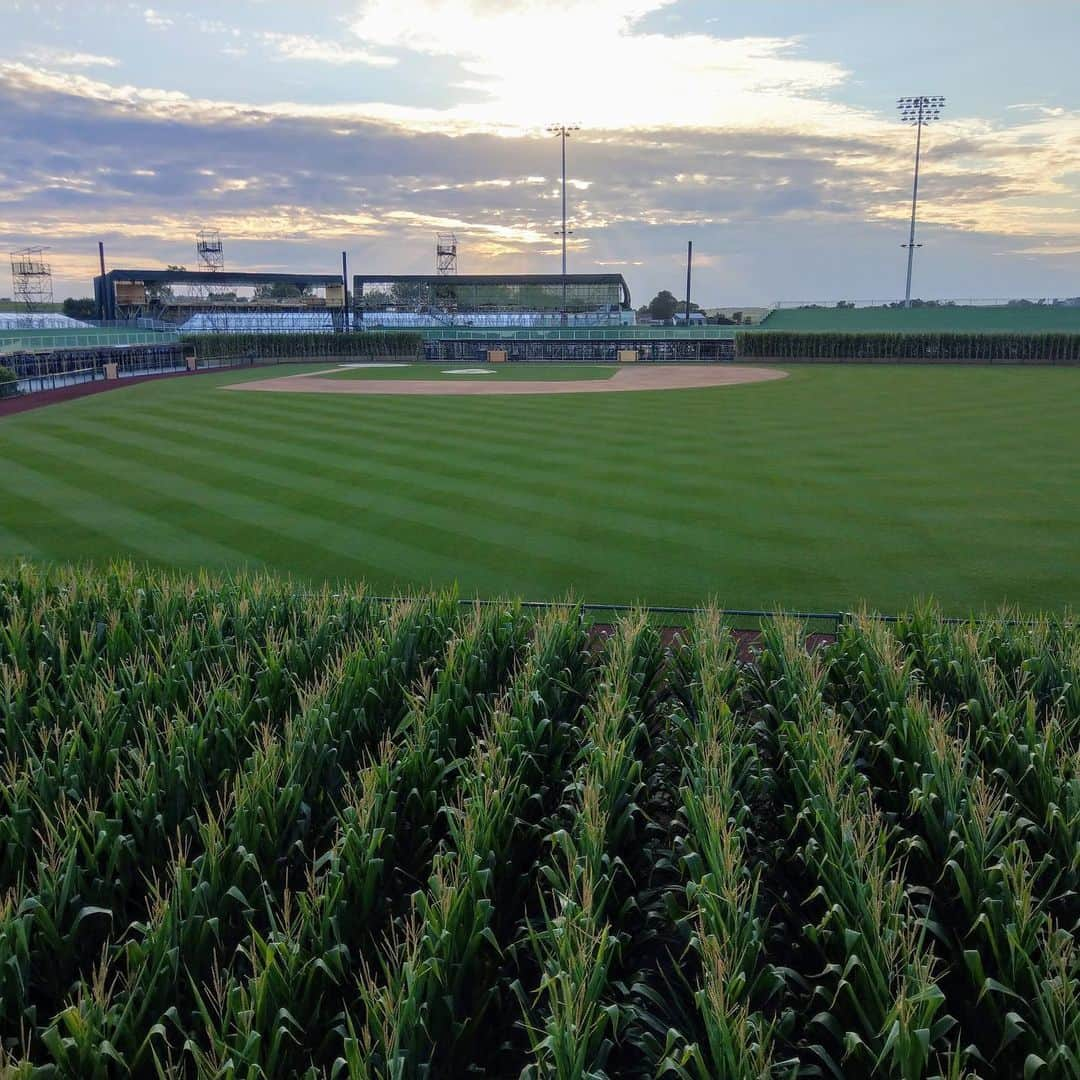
[
  {"left": 897, "top": 95, "right": 946, "bottom": 308},
  {"left": 547, "top": 123, "right": 581, "bottom": 314}
]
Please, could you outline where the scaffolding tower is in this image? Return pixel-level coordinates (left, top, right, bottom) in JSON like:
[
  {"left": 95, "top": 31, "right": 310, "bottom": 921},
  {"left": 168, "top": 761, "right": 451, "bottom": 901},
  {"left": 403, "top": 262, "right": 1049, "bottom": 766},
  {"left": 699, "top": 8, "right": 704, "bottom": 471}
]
[
  {"left": 196, "top": 229, "right": 225, "bottom": 274},
  {"left": 435, "top": 233, "right": 458, "bottom": 275},
  {"left": 10, "top": 247, "right": 54, "bottom": 311}
]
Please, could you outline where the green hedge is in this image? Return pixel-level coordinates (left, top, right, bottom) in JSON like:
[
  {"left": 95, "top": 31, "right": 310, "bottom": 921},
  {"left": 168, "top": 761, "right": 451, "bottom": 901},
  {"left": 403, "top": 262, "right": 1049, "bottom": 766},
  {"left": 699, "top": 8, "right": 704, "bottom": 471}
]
[
  {"left": 0, "top": 365, "right": 15, "bottom": 384},
  {"left": 181, "top": 331, "right": 423, "bottom": 361},
  {"left": 735, "top": 330, "right": 1080, "bottom": 363}
]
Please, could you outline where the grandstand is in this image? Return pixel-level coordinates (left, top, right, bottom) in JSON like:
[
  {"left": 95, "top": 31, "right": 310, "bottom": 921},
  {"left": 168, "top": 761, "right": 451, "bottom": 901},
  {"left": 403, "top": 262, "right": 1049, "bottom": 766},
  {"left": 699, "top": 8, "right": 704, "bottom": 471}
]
[
  {"left": 94, "top": 268, "right": 348, "bottom": 331},
  {"left": 350, "top": 273, "right": 740, "bottom": 360},
  {"left": 0, "top": 313, "right": 90, "bottom": 331},
  {"left": 353, "top": 274, "right": 632, "bottom": 328},
  {"left": 758, "top": 303, "right": 1080, "bottom": 333}
]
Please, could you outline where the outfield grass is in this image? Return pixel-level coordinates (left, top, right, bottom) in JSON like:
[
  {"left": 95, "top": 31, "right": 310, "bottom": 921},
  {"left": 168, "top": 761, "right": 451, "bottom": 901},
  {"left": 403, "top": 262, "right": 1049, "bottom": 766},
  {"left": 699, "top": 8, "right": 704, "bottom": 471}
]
[
  {"left": 0, "top": 362, "right": 1077, "bottom": 611},
  {"left": 323, "top": 362, "right": 618, "bottom": 381}
]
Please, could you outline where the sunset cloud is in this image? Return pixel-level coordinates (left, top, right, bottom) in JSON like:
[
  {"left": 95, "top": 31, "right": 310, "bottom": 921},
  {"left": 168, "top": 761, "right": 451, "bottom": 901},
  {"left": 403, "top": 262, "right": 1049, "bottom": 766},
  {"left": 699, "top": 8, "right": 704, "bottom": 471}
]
[{"left": 1, "top": 0, "right": 1078, "bottom": 301}]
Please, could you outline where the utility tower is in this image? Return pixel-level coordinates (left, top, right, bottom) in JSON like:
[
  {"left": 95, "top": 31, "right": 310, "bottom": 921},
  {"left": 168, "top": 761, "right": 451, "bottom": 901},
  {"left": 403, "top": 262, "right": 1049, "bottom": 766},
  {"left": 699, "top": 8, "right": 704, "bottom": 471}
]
[
  {"left": 10, "top": 248, "right": 54, "bottom": 311},
  {"left": 195, "top": 229, "right": 225, "bottom": 273},
  {"left": 436, "top": 233, "right": 458, "bottom": 275}
]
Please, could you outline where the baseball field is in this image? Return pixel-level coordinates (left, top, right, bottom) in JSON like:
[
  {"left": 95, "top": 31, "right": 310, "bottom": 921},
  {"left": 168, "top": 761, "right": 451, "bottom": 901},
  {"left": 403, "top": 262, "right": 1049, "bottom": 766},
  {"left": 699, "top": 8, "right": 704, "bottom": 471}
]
[{"left": 1, "top": 361, "right": 1078, "bottom": 613}]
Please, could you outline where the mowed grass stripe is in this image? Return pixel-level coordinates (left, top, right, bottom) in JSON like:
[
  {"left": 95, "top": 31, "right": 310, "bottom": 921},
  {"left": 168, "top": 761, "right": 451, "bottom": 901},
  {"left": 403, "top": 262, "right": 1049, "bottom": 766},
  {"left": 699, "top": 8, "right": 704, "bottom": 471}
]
[
  {"left": 6, "top": 384, "right": 1062, "bottom": 596},
  {"left": 50, "top": 398, "right": 993, "bottom": 607},
  {"left": 86, "top": 401, "right": 776, "bottom": 576},
  {"left": 137, "top": 393, "right": 954, "bottom": 562},
  {"left": 194, "top": 378, "right": 1016, "bottom": 507},
  {"left": 25, "top": 413, "right": 688, "bottom": 590},
  {"left": 0, "top": 519, "right": 45, "bottom": 559},
  {"left": 4, "top": 365, "right": 1080, "bottom": 609},
  {"left": 17, "top": 413, "right": 659, "bottom": 592},
  {"left": 6, "top": 425, "right": 481, "bottom": 586},
  {"left": 0, "top": 457, "right": 258, "bottom": 566},
  {"left": 141, "top": 392, "right": 769, "bottom": 527},
  {"left": 180, "top": 387, "right": 668, "bottom": 461},
  {"left": 102, "top": 401, "right": 753, "bottom": 549},
  {"left": 20, "top": 374, "right": 1077, "bottom": 538}
]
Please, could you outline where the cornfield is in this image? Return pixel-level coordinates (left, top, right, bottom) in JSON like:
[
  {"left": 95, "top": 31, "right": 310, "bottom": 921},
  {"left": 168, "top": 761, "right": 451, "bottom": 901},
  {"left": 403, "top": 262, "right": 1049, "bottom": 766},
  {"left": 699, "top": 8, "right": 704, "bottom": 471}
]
[
  {"left": 736, "top": 330, "right": 1080, "bottom": 363},
  {"left": 183, "top": 332, "right": 424, "bottom": 363},
  {"left": 0, "top": 565, "right": 1076, "bottom": 1078}
]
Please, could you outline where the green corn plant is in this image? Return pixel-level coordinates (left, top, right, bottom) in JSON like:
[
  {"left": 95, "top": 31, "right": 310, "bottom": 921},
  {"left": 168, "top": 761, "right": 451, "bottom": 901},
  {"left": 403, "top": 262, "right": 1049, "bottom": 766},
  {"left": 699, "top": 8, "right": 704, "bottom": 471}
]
[
  {"left": 760, "top": 620, "right": 953, "bottom": 1079},
  {"left": 346, "top": 605, "right": 591, "bottom": 1077},
  {"left": 44, "top": 597, "right": 462, "bottom": 1073},
  {"left": 175, "top": 601, "right": 531, "bottom": 1075},
  {"left": 515, "top": 614, "right": 660, "bottom": 1079},
  {"left": 0, "top": 888, "right": 34, "bottom": 1033},
  {"left": 820, "top": 612, "right": 1078, "bottom": 1075},
  {"left": 960, "top": 843, "right": 1077, "bottom": 1073},
  {"left": 1019, "top": 925, "right": 1079, "bottom": 1079},
  {"left": 39, "top": 953, "right": 126, "bottom": 1080},
  {"left": 658, "top": 608, "right": 782, "bottom": 1080},
  {"left": 183, "top": 903, "right": 351, "bottom": 1078}
]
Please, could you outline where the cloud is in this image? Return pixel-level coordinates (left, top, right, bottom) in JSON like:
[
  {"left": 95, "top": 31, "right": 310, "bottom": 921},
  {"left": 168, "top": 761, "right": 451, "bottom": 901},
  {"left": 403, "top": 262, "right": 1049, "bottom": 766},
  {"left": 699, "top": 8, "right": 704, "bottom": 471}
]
[
  {"left": 1, "top": 3, "right": 1079, "bottom": 301},
  {"left": 25, "top": 50, "right": 119, "bottom": 69},
  {"left": 259, "top": 32, "right": 397, "bottom": 68},
  {"left": 345, "top": 0, "right": 852, "bottom": 132},
  {"left": 143, "top": 8, "right": 174, "bottom": 29}
]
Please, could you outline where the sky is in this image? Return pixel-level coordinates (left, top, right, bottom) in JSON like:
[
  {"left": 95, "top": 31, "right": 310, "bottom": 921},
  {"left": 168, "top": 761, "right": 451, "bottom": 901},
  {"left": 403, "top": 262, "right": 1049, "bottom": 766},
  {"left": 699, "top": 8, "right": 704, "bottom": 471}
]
[{"left": 2, "top": 0, "right": 1079, "bottom": 306}]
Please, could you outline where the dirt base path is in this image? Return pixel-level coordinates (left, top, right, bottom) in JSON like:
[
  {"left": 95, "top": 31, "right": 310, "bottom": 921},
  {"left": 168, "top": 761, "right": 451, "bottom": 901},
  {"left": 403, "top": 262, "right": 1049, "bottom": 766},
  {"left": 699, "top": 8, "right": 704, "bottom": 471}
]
[{"left": 224, "top": 364, "right": 786, "bottom": 397}]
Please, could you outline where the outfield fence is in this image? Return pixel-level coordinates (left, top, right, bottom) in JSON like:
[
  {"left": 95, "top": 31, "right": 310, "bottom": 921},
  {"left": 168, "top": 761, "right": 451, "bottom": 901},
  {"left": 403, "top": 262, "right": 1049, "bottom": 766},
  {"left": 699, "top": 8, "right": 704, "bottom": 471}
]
[
  {"left": 363, "top": 596, "right": 1045, "bottom": 637},
  {"left": 3, "top": 343, "right": 187, "bottom": 393}
]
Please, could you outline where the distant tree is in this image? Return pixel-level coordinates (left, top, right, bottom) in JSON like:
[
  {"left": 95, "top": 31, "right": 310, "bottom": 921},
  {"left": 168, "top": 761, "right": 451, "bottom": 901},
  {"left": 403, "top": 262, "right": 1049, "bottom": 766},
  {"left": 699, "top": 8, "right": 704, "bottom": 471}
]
[
  {"left": 646, "top": 290, "right": 680, "bottom": 321},
  {"left": 142, "top": 267, "right": 186, "bottom": 303},
  {"left": 62, "top": 297, "right": 97, "bottom": 319},
  {"left": 390, "top": 281, "right": 422, "bottom": 306},
  {"left": 254, "top": 282, "right": 308, "bottom": 300},
  {"left": 360, "top": 288, "right": 393, "bottom": 309}
]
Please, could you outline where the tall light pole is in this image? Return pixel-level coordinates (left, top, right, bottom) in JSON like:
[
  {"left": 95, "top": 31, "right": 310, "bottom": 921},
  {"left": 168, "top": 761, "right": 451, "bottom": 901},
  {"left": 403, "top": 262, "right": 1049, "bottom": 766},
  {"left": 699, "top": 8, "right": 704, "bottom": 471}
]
[
  {"left": 547, "top": 123, "right": 580, "bottom": 316},
  {"left": 898, "top": 95, "right": 945, "bottom": 308}
]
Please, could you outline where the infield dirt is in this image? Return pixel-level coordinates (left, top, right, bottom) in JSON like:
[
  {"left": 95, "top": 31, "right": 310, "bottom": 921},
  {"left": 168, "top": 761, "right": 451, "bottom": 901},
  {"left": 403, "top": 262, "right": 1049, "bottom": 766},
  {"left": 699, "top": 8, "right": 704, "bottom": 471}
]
[{"left": 224, "top": 363, "right": 787, "bottom": 396}]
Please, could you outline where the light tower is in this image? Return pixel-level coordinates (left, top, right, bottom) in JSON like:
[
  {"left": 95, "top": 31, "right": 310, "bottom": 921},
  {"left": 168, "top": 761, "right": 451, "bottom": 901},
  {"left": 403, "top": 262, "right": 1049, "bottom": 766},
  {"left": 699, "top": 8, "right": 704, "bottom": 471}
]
[
  {"left": 546, "top": 123, "right": 580, "bottom": 314},
  {"left": 9, "top": 247, "right": 54, "bottom": 312},
  {"left": 436, "top": 233, "right": 458, "bottom": 275},
  {"left": 897, "top": 95, "right": 946, "bottom": 308}
]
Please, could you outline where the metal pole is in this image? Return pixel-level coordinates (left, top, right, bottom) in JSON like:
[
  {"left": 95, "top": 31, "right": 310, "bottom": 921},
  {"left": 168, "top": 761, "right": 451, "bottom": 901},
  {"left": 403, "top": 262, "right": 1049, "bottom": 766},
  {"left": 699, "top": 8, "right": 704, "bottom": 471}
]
[
  {"left": 685, "top": 240, "right": 693, "bottom": 324},
  {"left": 904, "top": 100, "right": 924, "bottom": 308},
  {"left": 561, "top": 128, "right": 567, "bottom": 317},
  {"left": 341, "top": 250, "right": 349, "bottom": 332},
  {"left": 560, "top": 129, "right": 567, "bottom": 277},
  {"left": 97, "top": 241, "right": 107, "bottom": 321}
]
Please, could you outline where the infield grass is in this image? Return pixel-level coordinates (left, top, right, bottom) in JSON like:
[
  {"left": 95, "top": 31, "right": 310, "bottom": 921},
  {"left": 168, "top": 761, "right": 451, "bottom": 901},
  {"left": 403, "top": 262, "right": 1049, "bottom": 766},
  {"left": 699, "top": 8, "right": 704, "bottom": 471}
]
[{"left": 0, "top": 362, "right": 1077, "bottom": 612}]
